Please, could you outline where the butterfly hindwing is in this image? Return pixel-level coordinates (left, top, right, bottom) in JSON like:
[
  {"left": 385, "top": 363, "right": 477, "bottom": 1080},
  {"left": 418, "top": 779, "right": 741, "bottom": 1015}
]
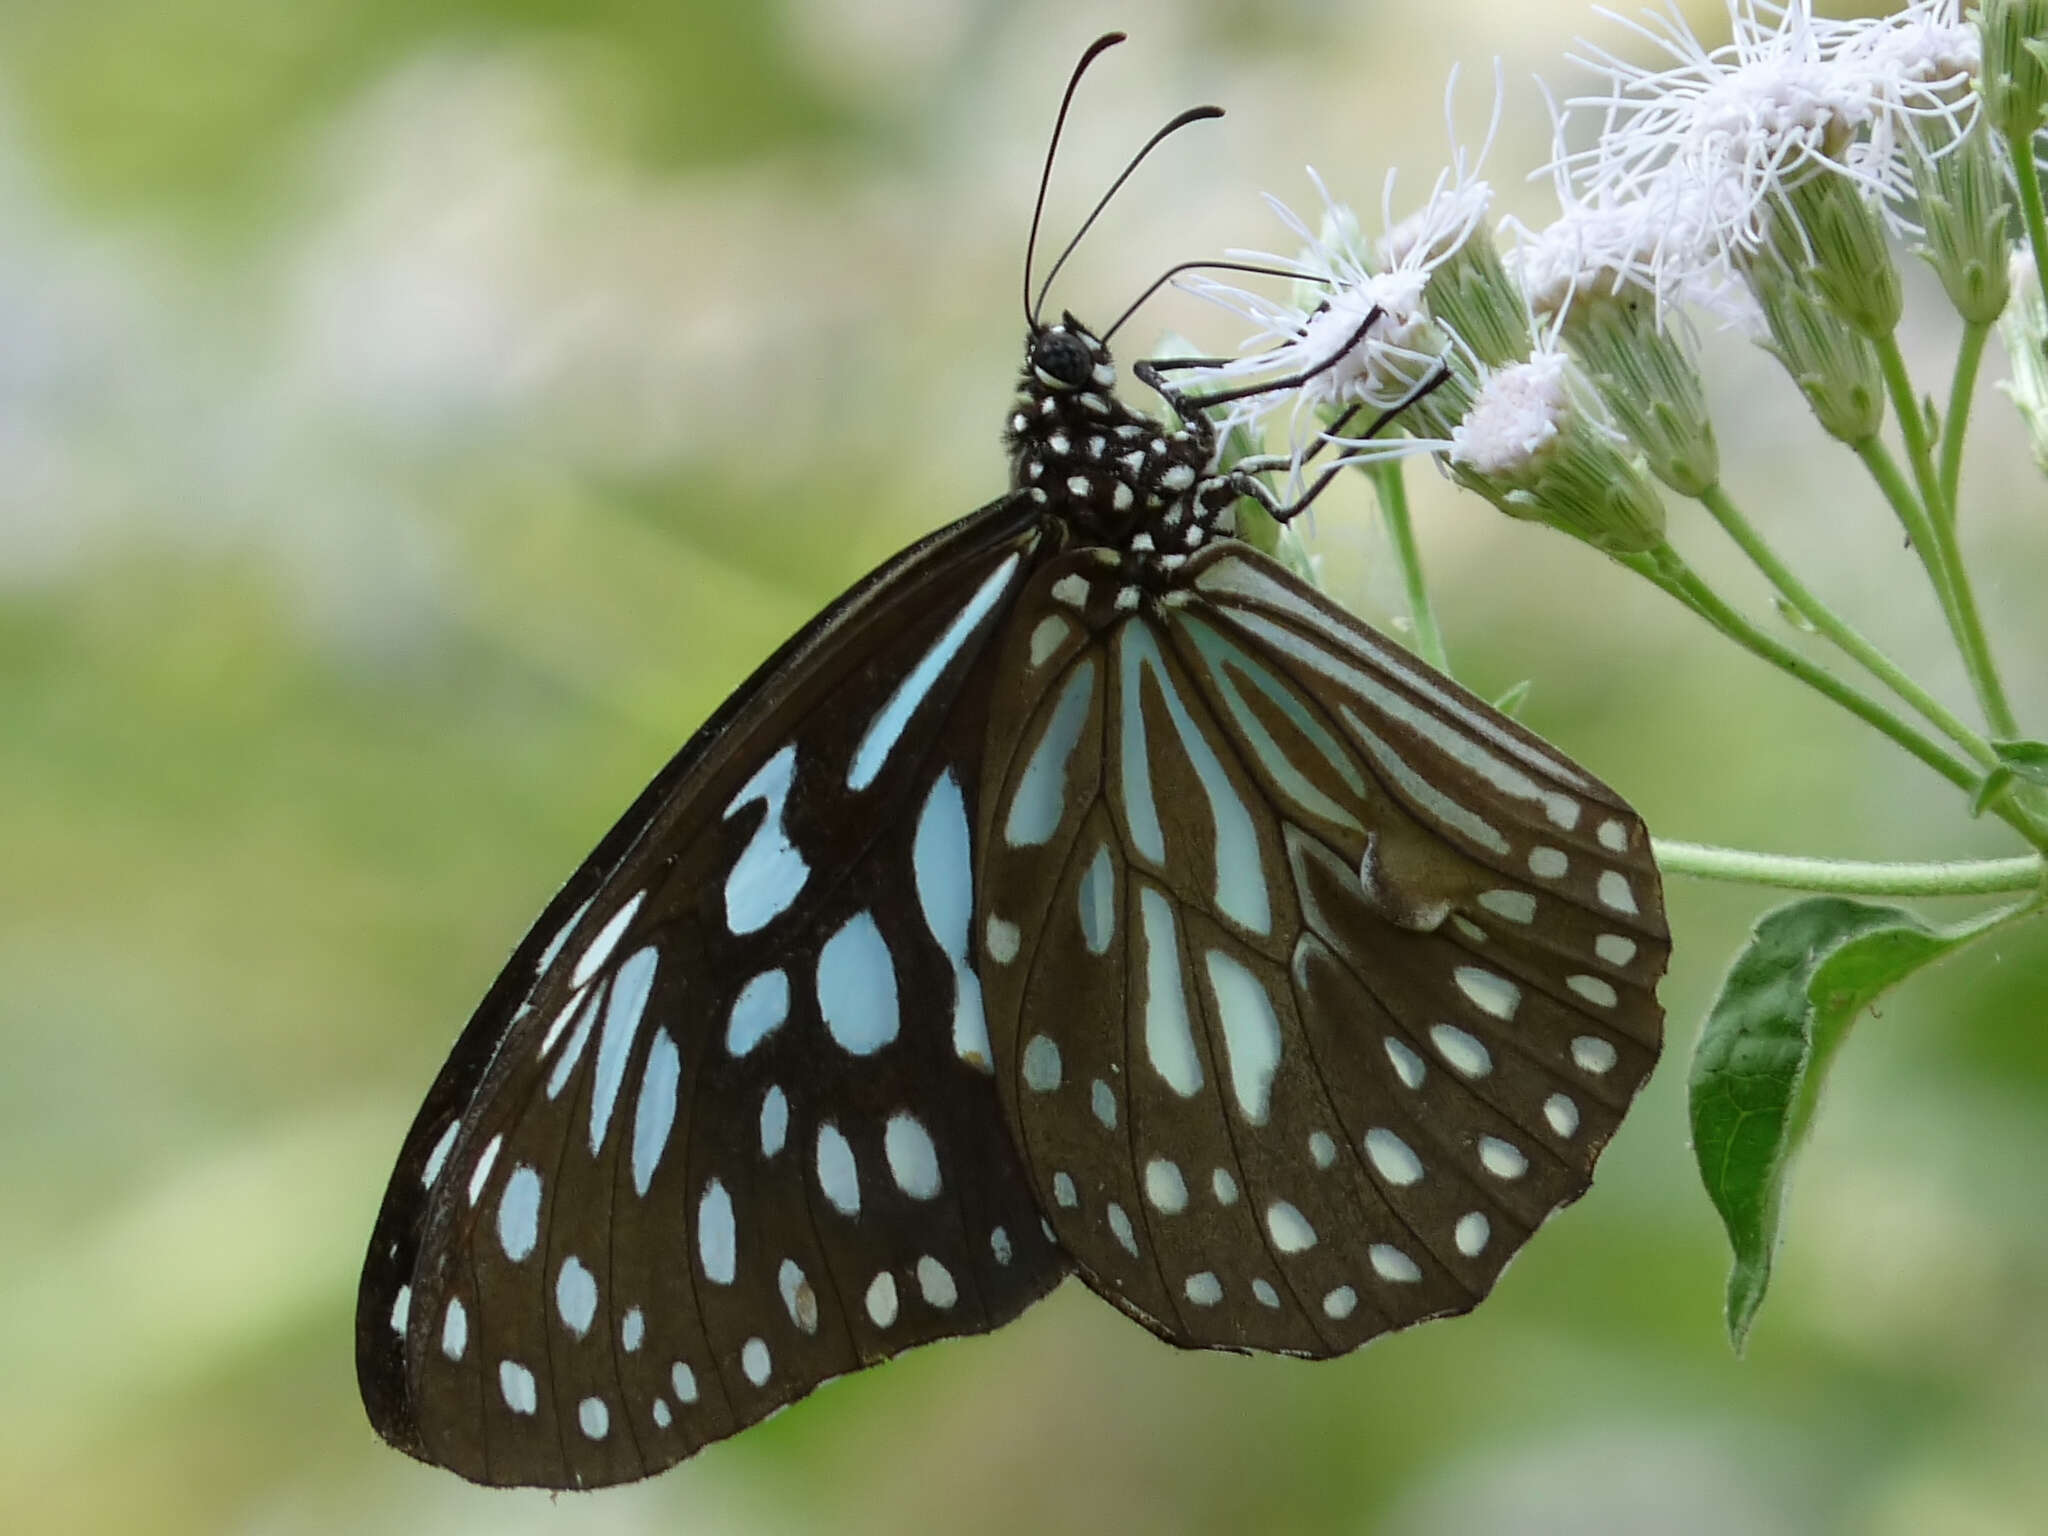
[
  {"left": 357, "top": 496, "right": 1073, "bottom": 1488},
  {"left": 974, "top": 545, "right": 1667, "bottom": 1355}
]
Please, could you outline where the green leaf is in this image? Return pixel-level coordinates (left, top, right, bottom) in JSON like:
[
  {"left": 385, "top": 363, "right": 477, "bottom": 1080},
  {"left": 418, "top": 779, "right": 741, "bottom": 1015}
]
[
  {"left": 1491, "top": 679, "right": 1532, "bottom": 718},
  {"left": 1688, "top": 896, "right": 2016, "bottom": 1352},
  {"left": 1990, "top": 737, "right": 2048, "bottom": 786},
  {"left": 1971, "top": 765, "right": 2015, "bottom": 817}
]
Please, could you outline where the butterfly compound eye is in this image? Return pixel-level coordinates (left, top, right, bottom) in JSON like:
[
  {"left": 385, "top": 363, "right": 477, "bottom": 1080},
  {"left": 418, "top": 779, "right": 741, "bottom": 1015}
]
[{"left": 1031, "top": 328, "right": 1094, "bottom": 389}]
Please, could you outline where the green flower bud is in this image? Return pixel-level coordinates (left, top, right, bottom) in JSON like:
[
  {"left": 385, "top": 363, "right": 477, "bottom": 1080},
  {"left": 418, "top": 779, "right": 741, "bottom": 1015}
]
[
  {"left": 1746, "top": 245, "right": 1885, "bottom": 445},
  {"left": 1418, "top": 224, "right": 1532, "bottom": 372},
  {"left": 1977, "top": 0, "right": 2048, "bottom": 140},
  {"left": 1765, "top": 169, "right": 1903, "bottom": 340},
  {"left": 1560, "top": 293, "right": 1720, "bottom": 497},
  {"left": 1447, "top": 354, "right": 1667, "bottom": 556},
  {"left": 1911, "top": 118, "right": 2014, "bottom": 324},
  {"left": 1996, "top": 248, "right": 2048, "bottom": 470}
]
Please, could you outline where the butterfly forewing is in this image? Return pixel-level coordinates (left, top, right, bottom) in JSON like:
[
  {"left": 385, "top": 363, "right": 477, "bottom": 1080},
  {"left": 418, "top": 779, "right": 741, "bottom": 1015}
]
[
  {"left": 358, "top": 496, "right": 1074, "bottom": 1488},
  {"left": 974, "top": 546, "right": 1667, "bottom": 1354}
]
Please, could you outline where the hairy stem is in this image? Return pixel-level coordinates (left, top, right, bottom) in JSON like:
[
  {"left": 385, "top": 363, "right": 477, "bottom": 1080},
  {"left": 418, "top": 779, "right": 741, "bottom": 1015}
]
[
  {"left": 1654, "top": 839, "right": 2046, "bottom": 896},
  {"left": 1939, "top": 319, "right": 1988, "bottom": 515},
  {"left": 1370, "top": 459, "right": 1451, "bottom": 676},
  {"left": 1694, "top": 484, "right": 1992, "bottom": 765}
]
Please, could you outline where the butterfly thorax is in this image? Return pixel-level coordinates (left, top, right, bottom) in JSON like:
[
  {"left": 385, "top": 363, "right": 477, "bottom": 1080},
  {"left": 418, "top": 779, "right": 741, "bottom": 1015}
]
[{"left": 1004, "top": 315, "right": 1235, "bottom": 581}]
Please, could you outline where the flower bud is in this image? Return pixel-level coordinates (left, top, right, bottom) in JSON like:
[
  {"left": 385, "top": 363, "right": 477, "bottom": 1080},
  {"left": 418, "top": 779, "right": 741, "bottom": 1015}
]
[
  {"left": 1978, "top": 0, "right": 2048, "bottom": 140},
  {"left": 1766, "top": 169, "right": 1902, "bottom": 340},
  {"left": 1448, "top": 353, "right": 1668, "bottom": 555},
  {"left": 1910, "top": 119, "right": 2013, "bottom": 324},
  {"left": 1996, "top": 248, "right": 2048, "bottom": 470},
  {"left": 1745, "top": 245, "right": 1885, "bottom": 444},
  {"left": 1560, "top": 294, "right": 1720, "bottom": 497}
]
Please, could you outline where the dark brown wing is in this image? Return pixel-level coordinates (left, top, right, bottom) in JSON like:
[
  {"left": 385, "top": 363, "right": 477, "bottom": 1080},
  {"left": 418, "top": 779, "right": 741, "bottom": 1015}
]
[
  {"left": 357, "top": 495, "right": 1074, "bottom": 1488},
  {"left": 972, "top": 543, "right": 1667, "bottom": 1354}
]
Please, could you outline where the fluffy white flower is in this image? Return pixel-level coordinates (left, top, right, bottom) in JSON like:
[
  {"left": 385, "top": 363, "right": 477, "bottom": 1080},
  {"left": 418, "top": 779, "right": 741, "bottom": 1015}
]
[{"left": 1558, "top": 1, "right": 1902, "bottom": 269}]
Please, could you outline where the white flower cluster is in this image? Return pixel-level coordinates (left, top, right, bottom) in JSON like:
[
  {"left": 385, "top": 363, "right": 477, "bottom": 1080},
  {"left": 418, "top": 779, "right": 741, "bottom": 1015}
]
[{"left": 1187, "top": 0, "right": 2004, "bottom": 539}]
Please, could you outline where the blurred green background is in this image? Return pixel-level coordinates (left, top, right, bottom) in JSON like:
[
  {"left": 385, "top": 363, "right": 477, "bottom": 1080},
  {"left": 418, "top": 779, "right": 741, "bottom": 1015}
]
[{"left": 4, "top": 1, "right": 2045, "bottom": 1531}]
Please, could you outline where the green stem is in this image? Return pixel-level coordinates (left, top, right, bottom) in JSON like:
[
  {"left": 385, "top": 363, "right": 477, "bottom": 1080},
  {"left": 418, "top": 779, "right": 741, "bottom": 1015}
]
[
  {"left": 1871, "top": 335, "right": 2021, "bottom": 739},
  {"left": 1851, "top": 436, "right": 1960, "bottom": 628},
  {"left": 1370, "top": 458, "right": 1450, "bottom": 675},
  {"left": 1921, "top": 494, "right": 2022, "bottom": 741},
  {"left": 1694, "top": 484, "right": 1993, "bottom": 767},
  {"left": 1938, "top": 319, "right": 1988, "bottom": 515},
  {"left": 1875, "top": 332, "right": 1946, "bottom": 522},
  {"left": 2007, "top": 127, "right": 2048, "bottom": 322},
  {"left": 1653, "top": 839, "right": 2046, "bottom": 896}
]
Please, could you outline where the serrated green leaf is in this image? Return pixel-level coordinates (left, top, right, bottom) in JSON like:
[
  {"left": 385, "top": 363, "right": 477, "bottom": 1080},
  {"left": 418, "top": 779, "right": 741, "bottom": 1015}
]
[
  {"left": 1688, "top": 896, "right": 2019, "bottom": 1352},
  {"left": 1491, "top": 679, "right": 1532, "bottom": 718},
  {"left": 1991, "top": 737, "right": 2048, "bottom": 785}
]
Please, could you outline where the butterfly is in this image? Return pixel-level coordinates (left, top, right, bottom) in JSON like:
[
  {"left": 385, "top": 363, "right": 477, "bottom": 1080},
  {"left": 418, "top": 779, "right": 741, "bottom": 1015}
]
[{"left": 356, "top": 32, "right": 1667, "bottom": 1490}]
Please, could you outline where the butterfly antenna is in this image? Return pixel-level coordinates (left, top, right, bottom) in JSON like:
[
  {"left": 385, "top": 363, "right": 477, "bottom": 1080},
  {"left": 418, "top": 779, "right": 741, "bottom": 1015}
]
[
  {"left": 1102, "top": 258, "right": 1310, "bottom": 344},
  {"left": 1033, "top": 103, "right": 1225, "bottom": 325},
  {"left": 1025, "top": 31, "right": 1128, "bottom": 331}
]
